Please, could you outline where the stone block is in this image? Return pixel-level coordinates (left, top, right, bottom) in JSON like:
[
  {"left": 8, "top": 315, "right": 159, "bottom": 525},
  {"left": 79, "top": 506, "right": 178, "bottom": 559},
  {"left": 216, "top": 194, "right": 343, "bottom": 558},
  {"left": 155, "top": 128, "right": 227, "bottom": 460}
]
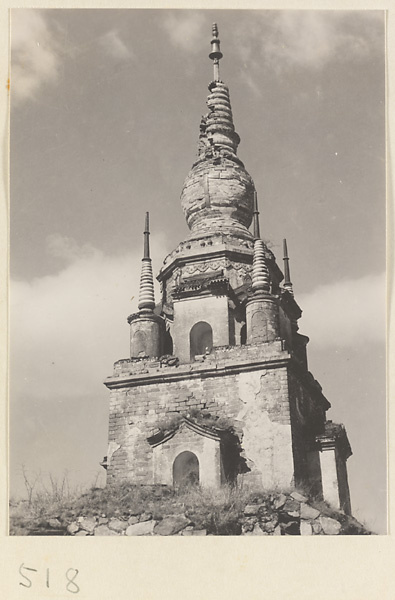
[
  {"left": 300, "top": 521, "right": 313, "bottom": 536},
  {"left": 78, "top": 517, "right": 96, "bottom": 533},
  {"left": 108, "top": 518, "right": 128, "bottom": 532},
  {"left": 319, "top": 516, "right": 341, "bottom": 535},
  {"left": 48, "top": 518, "right": 62, "bottom": 529},
  {"left": 312, "top": 521, "right": 323, "bottom": 534},
  {"left": 67, "top": 522, "right": 79, "bottom": 535},
  {"left": 274, "top": 494, "right": 287, "bottom": 510},
  {"left": 300, "top": 503, "right": 320, "bottom": 520},
  {"left": 180, "top": 525, "right": 194, "bottom": 534},
  {"left": 291, "top": 491, "right": 308, "bottom": 503},
  {"left": 128, "top": 515, "right": 139, "bottom": 526},
  {"left": 94, "top": 525, "right": 120, "bottom": 536},
  {"left": 153, "top": 515, "right": 191, "bottom": 536},
  {"left": 126, "top": 520, "right": 156, "bottom": 536}
]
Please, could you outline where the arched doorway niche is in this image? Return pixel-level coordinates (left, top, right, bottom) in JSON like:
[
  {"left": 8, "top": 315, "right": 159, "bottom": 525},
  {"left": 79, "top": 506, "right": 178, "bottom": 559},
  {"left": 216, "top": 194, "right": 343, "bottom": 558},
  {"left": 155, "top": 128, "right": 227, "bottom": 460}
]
[
  {"left": 189, "top": 321, "right": 213, "bottom": 360},
  {"left": 173, "top": 451, "right": 199, "bottom": 488}
]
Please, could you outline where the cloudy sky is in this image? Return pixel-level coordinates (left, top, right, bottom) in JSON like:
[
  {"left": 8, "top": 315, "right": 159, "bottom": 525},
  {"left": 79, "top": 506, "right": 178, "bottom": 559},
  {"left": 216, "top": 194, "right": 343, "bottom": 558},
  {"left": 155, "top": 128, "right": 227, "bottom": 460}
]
[{"left": 9, "top": 9, "right": 386, "bottom": 533}]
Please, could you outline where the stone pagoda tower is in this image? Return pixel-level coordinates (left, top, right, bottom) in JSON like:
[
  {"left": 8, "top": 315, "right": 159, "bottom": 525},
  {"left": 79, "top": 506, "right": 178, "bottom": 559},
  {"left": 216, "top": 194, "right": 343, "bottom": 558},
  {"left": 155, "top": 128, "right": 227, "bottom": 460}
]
[{"left": 103, "top": 24, "right": 352, "bottom": 514}]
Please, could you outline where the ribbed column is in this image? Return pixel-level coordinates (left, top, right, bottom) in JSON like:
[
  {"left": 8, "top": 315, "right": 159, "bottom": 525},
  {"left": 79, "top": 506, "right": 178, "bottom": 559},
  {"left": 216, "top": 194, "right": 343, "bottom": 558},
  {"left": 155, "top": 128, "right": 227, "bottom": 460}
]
[
  {"left": 138, "top": 258, "right": 155, "bottom": 311},
  {"left": 205, "top": 81, "right": 240, "bottom": 155}
]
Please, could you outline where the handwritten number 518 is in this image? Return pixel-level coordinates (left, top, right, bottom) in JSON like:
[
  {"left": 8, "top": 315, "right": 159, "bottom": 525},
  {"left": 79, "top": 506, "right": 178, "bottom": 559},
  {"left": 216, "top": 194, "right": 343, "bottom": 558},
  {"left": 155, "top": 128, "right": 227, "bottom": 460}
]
[{"left": 19, "top": 563, "right": 80, "bottom": 594}]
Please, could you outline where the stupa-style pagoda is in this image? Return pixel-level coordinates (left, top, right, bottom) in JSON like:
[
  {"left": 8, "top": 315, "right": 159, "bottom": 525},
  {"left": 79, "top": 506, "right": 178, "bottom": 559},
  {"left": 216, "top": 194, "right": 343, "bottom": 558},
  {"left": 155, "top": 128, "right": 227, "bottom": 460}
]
[{"left": 103, "top": 24, "right": 352, "bottom": 514}]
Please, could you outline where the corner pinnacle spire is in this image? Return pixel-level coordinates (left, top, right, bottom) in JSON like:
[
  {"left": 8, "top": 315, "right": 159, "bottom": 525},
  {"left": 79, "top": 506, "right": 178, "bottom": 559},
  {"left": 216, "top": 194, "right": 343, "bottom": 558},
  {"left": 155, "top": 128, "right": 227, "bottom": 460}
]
[
  {"left": 138, "top": 212, "right": 155, "bottom": 312},
  {"left": 143, "top": 211, "right": 150, "bottom": 259},
  {"left": 283, "top": 238, "right": 294, "bottom": 295},
  {"left": 252, "top": 191, "right": 260, "bottom": 239},
  {"left": 209, "top": 23, "right": 223, "bottom": 82}
]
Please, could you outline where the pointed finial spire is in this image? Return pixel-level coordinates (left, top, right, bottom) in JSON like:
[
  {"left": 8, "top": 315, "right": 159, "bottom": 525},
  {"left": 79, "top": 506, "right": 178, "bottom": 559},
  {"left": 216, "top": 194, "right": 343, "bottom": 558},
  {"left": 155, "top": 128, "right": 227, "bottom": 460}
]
[
  {"left": 209, "top": 23, "right": 223, "bottom": 82},
  {"left": 143, "top": 211, "right": 150, "bottom": 258},
  {"left": 283, "top": 238, "right": 294, "bottom": 295},
  {"left": 252, "top": 191, "right": 260, "bottom": 239},
  {"left": 251, "top": 239, "right": 270, "bottom": 295},
  {"left": 138, "top": 212, "right": 155, "bottom": 311}
]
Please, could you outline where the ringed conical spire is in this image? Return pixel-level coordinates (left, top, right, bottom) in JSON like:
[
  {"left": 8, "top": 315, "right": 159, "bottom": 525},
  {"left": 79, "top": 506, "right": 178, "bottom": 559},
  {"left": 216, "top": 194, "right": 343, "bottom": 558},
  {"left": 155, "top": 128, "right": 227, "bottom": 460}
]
[
  {"left": 138, "top": 212, "right": 155, "bottom": 311},
  {"left": 203, "top": 24, "right": 240, "bottom": 158},
  {"left": 246, "top": 238, "right": 280, "bottom": 344},
  {"left": 251, "top": 239, "right": 270, "bottom": 295}
]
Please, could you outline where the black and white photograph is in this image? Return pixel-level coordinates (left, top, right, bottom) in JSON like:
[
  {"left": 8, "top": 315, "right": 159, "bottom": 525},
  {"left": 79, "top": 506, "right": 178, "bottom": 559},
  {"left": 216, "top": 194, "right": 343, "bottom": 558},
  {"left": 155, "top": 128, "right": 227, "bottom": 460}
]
[{"left": 8, "top": 6, "right": 386, "bottom": 548}]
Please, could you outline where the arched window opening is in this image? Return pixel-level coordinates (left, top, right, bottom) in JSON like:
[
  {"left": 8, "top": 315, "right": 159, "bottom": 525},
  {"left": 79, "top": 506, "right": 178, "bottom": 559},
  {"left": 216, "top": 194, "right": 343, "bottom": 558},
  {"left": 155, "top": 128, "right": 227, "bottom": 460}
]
[
  {"left": 173, "top": 451, "right": 199, "bottom": 489},
  {"left": 190, "top": 321, "right": 213, "bottom": 361}
]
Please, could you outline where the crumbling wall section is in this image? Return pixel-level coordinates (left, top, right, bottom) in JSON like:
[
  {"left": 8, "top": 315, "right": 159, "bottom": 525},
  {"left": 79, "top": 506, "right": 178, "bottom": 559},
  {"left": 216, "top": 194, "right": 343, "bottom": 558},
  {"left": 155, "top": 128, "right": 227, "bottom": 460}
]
[
  {"left": 236, "top": 367, "right": 293, "bottom": 489},
  {"left": 287, "top": 370, "right": 326, "bottom": 493}
]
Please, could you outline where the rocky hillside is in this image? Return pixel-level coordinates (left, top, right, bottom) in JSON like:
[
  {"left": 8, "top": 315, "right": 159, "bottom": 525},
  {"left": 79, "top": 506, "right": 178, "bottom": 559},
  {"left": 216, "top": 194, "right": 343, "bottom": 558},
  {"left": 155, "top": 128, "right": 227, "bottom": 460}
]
[{"left": 10, "top": 483, "right": 371, "bottom": 536}]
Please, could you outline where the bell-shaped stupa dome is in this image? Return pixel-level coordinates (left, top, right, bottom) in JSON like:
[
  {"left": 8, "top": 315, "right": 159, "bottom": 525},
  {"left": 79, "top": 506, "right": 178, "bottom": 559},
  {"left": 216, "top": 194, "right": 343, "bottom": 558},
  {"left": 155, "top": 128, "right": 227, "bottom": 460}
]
[{"left": 181, "top": 24, "right": 255, "bottom": 241}]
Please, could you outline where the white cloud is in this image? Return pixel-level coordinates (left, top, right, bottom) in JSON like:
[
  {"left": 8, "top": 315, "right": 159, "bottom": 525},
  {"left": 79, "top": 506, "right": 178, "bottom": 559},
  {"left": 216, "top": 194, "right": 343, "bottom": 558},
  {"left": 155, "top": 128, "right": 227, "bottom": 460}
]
[
  {"left": 239, "top": 70, "right": 262, "bottom": 98},
  {"left": 162, "top": 12, "right": 205, "bottom": 52},
  {"left": 10, "top": 236, "right": 165, "bottom": 402},
  {"left": 100, "top": 29, "right": 134, "bottom": 61},
  {"left": 237, "top": 10, "right": 383, "bottom": 73},
  {"left": 298, "top": 272, "right": 386, "bottom": 347},
  {"left": 266, "top": 12, "right": 338, "bottom": 69},
  {"left": 11, "top": 10, "right": 61, "bottom": 104},
  {"left": 46, "top": 233, "right": 98, "bottom": 264}
]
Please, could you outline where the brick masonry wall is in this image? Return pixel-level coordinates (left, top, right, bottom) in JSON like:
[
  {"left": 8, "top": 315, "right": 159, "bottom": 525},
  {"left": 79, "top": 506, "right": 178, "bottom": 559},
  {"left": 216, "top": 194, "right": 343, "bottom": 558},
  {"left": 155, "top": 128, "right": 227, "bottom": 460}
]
[
  {"left": 106, "top": 341, "right": 296, "bottom": 488},
  {"left": 106, "top": 341, "right": 329, "bottom": 492}
]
